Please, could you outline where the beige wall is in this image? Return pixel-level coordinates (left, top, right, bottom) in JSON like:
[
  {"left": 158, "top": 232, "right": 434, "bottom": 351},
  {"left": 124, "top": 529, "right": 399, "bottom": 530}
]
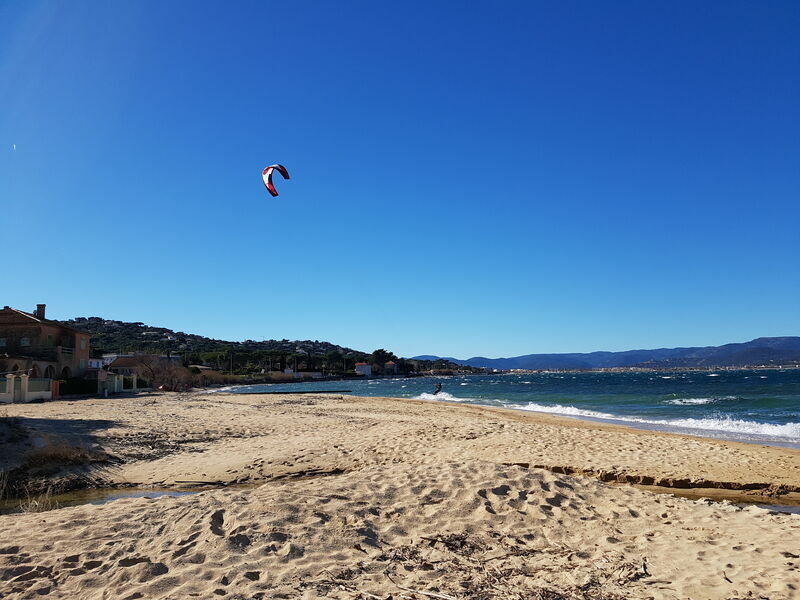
[{"left": 0, "top": 321, "right": 91, "bottom": 377}]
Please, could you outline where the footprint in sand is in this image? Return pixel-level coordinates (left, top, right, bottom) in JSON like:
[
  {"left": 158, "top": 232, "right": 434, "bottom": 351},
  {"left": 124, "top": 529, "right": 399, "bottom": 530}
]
[
  {"left": 210, "top": 509, "right": 225, "bottom": 536},
  {"left": 118, "top": 556, "right": 151, "bottom": 567}
]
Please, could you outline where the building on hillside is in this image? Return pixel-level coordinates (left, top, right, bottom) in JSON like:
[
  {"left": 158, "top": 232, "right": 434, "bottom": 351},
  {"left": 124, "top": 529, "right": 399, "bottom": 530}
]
[
  {"left": 107, "top": 354, "right": 180, "bottom": 377},
  {"left": 102, "top": 353, "right": 182, "bottom": 367},
  {"left": 0, "top": 304, "right": 91, "bottom": 378},
  {"left": 384, "top": 361, "right": 398, "bottom": 375},
  {"left": 354, "top": 362, "right": 372, "bottom": 377},
  {"left": 107, "top": 356, "right": 142, "bottom": 376}
]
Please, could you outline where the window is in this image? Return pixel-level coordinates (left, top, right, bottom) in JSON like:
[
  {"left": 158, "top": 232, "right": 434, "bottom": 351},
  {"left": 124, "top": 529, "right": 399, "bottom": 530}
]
[
  {"left": 79, "top": 359, "right": 85, "bottom": 370},
  {"left": 20, "top": 337, "right": 30, "bottom": 347},
  {"left": 47, "top": 335, "right": 54, "bottom": 346},
  {"left": 80, "top": 338, "right": 87, "bottom": 350},
  {"left": 0, "top": 338, "right": 5, "bottom": 347}
]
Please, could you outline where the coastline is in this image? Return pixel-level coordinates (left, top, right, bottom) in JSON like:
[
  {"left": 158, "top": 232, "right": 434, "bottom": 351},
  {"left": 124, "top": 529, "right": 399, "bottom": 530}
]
[
  {"left": 410, "top": 392, "right": 800, "bottom": 452},
  {"left": 226, "top": 368, "right": 800, "bottom": 451},
  {"left": 2, "top": 391, "right": 799, "bottom": 501},
  {"left": 2, "top": 392, "right": 799, "bottom": 598}
]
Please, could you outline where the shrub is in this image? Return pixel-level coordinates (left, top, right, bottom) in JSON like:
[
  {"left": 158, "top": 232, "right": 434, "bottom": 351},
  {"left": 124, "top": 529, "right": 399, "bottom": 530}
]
[
  {"left": 22, "top": 439, "right": 109, "bottom": 470},
  {"left": 17, "top": 486, "right": 59, "bottom": 513},
  {"left": 59, "top": 378, "right": 97, "bottom": 395}
]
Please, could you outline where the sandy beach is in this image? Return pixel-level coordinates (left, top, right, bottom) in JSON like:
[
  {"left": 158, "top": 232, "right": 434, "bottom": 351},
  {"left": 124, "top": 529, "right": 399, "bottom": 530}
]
[{"left": 1, "top": 391, "right": 799, "bottom": 599}]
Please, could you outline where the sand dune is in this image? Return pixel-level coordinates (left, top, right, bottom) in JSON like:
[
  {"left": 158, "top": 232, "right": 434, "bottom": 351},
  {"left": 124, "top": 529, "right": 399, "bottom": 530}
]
[{"left": 1, "top": 392, "right": 799, "bottom": 599}]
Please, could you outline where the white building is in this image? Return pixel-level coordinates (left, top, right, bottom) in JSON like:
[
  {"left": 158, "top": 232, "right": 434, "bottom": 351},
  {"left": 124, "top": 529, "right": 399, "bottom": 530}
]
[{"left": 354, "top": 362, "right": 372, "bottom": 377}]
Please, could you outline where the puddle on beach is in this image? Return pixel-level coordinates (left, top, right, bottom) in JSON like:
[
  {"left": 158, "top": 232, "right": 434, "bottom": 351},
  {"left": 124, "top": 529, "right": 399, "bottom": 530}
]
[
  {"left": 0, "top": 488, "right": 199, "bottom": 514},
  {"left": 0, "top": 482, "right": 272, "bottom": 514},
  {"left": 634, "top": 486, "right": 800, "bottom": 515},
  {"left": 752, "top": 503, "right": 800, "bottom": 515},
  {"left": 3, "top": 485, "right": 799, "bottom": 517},
  {"left": 0, "top": 479, "right": 271, "bottom": 514}
]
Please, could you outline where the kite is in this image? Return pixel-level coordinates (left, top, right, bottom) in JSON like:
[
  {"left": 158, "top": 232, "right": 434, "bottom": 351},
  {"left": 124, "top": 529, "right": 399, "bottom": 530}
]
[{"left": 262, "top": 164, "right": 290, "bottom": 197}]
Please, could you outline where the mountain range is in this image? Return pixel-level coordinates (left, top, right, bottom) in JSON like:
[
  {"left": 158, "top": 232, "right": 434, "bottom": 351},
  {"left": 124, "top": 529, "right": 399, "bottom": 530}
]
[{"left": 413, "top": 337, "right": 800, "bottom": 370}]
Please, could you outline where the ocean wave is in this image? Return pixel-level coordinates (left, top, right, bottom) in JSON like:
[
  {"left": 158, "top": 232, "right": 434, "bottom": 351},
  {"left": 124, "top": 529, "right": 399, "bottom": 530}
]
[
  {"left": 664, "top": 396, "right": 736, "bottom": 406},
  {"left": 517, "top": 403, "right": 618, "bottom": 420},
  {"left": 415, "top": 392, "right": 471, "bottom": 402},
  {"left": 516, "top": 402, "right": 800, "bottom": 439},
  {"left": 662, "top": 417, "right": 800, "bottom": 438},
  {"left": 208, "top": 385, "right": 242, "bottom": 394},
  {"left": 665, "top": 397, "right": 716, "bottom": 406}
]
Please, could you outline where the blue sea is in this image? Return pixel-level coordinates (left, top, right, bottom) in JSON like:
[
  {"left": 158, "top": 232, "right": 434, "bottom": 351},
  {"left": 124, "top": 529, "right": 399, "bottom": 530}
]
[{"left": 225, "top": 369, "right": 800, "bottom": 449}]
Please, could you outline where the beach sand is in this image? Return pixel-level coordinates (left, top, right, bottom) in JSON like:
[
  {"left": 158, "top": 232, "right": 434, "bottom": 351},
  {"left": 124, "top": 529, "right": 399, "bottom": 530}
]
[{"left": 1, "top": 391, "right": 799, "bottom": 599}]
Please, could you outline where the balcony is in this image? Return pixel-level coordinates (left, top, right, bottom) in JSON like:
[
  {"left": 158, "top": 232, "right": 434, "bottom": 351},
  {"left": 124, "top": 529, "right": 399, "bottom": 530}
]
[
  {"left": 3, "top": 345, "right": 74, "bottom": 362},
  {"left": 14, "top": 346, "right": 58, "bottom": 361}
]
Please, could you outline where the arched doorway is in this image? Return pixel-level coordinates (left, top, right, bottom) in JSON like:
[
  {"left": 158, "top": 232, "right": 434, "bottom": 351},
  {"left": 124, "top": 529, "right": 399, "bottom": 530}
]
[
  {"left": 30, "top": 365, "right": 40, "bottom": 378},
  {"left": 11, "top": 364, "right": 20, "bottom": 374},
  {"left": 60, "top": 366, "right": 71, "bottom": 379},
  {"left": 44, "top": 365, "right": 55, "bottom": 379}
]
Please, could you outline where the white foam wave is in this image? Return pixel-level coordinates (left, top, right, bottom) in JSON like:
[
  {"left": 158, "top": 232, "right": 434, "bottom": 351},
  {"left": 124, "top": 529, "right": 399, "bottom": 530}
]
[
  {"left": 516, "top": 402, "right": 800, "bottom": 440},
  {"left": 415, "top": 391, "right": 471, "bottom": 402},
  {"left": 707, "top": 373, "right": 720, "bottom": 377},
  {"left": 517, "top": 403, "right": 617, "bottom": 420},
  {"left": 665, "top": 397, "right": 716, "bottom": 406},
  {"left": 664, "top": 396, "right": 736, "bottom": 406},
  {"left": 208, "top": 385, "right": 240, "bottom": 393},
  {"left": 662, "top": 417, "right": 800, "bottom": 438}
]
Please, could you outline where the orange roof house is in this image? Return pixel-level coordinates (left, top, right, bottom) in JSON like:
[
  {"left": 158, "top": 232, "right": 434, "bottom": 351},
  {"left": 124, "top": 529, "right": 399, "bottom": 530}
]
[
  {"left": 0, "top": 304, "right": 91, "bottom": 379},
  {"left": 354, "top": 362, "right": 372, "bottom": 377}
]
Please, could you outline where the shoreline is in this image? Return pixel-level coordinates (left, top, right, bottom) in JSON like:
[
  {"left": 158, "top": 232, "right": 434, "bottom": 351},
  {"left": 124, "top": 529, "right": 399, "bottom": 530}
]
[
  {"left": 492, "top": 402, "right": 800, "bottom": 450},
  {"left": 2, "top": 391, "right": 799, "bottom": 503},
  {"left": 224, "top": 369, "right": 800, "bottom": 451}
]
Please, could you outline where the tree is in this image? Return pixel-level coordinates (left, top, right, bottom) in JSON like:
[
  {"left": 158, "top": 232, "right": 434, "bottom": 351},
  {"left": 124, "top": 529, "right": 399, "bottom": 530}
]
[
  {"left": 370, "top": 349, "right": 398, "bottom": 367},
  {"left": 133, "top": 355, "right": 191, "bottom": 391},
  {"left": 325, "top": 350, "right": 343, "bottom": 372}
]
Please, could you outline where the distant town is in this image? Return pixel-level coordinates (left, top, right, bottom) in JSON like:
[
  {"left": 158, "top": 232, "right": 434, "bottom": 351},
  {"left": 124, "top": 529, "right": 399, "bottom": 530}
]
[
  {"left": 0, "top": 303, "right": 485, "bottom": 402},
  {"left": 1, "top": 302, "right": 798, "bottom": 403}
]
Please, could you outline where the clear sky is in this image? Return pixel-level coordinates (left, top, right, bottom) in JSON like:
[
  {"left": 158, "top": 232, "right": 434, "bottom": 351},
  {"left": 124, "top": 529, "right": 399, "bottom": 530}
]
[{"left": 2, "top": 1, "right": 798, "bottom": 359}]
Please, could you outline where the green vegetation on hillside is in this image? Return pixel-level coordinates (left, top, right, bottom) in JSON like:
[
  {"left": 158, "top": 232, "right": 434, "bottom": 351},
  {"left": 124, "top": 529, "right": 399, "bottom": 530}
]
[{"left": 61, "top": 317, "right": 478, "bottom": 376}]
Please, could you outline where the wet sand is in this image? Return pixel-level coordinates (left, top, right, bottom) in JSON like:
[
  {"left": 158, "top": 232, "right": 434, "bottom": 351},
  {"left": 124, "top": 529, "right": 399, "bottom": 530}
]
[{"left": 1, "top": 391, "right": 799, "bottom": 599}]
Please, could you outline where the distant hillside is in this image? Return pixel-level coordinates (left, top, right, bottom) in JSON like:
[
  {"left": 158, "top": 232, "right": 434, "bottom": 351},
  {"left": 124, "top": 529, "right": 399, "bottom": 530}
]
[
  {"left": 414, "top": 337, "right": 800, "bottom": 370},
  {"left": 61, "top": 317, "right": 365, "bottom": 358}
]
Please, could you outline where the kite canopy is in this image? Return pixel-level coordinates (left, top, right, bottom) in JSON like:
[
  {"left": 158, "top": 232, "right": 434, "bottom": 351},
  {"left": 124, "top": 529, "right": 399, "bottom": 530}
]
[{"left": 262, "top": 164, "right": 290, "bottom": 197}]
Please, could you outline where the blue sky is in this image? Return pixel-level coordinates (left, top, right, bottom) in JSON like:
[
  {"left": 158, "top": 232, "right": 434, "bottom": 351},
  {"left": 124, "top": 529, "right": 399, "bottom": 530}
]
[{"left": 1, "top": 1, "right": 798, "bottom": 358}]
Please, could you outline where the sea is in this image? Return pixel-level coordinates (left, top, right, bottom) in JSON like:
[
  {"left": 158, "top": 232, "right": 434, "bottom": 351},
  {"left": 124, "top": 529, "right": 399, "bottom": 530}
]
[{"left": 225, "top": 369, "right": 800, "bottom": 449}]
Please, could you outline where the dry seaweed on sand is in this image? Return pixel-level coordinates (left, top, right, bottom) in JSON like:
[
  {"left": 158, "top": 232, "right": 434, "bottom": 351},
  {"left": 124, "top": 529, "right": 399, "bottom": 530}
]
[{"left": 302, "top": 530, "right": 651, "bottom": 599}]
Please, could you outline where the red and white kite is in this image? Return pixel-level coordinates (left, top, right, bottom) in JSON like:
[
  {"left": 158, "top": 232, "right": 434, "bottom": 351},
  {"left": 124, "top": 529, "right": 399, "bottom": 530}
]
[{"left": 262, "top": 164, "right": 290, "bottom": 197}]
